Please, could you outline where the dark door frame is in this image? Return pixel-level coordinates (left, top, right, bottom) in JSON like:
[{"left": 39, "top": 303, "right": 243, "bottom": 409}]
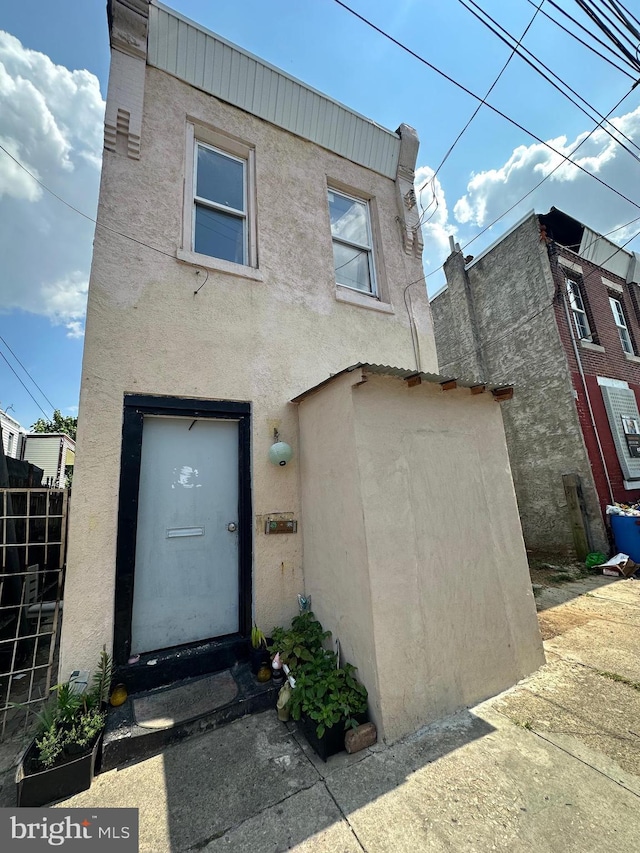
[{"left": 113, "top": 394, "right": 252, "bottom": 667}]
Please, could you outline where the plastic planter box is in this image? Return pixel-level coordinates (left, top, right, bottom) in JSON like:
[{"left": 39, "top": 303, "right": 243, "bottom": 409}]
[{"left": 16, "top": 736, "right": 101, "bottom": 807}]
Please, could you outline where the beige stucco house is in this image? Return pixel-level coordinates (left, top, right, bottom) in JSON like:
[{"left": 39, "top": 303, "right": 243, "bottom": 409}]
[{"left": 60, "top": 0, "right": 543, "bottom": 744}]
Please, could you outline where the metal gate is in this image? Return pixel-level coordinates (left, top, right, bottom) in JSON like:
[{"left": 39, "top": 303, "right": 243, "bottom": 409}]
[{"left": 0, "top": 489, "right": 68, "bottom": 740}]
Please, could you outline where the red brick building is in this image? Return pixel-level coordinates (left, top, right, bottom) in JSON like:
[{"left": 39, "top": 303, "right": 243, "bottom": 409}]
[{"left": 431, "top": 208, "right": 640, "bottom": 557}]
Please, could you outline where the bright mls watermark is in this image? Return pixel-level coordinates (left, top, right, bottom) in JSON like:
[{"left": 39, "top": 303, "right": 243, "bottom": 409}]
[{"left": 0, "top": 808, "right": 138, "bottom": 850}]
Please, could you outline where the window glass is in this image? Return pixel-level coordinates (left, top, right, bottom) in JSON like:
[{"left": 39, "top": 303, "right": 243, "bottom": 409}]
[
  {"left": 566, "top": 279, "right": 591, "bottom": 341},
  {"left": 332, "top": 242, "right": 372, "bottom": 292},
  {"left": 609, "top": 296, "right": 633, "bottom": 354},
  {"left": 328, "top": 189, "right": 376, "bottom": 295},
  {"left": 194, "top": 206, "right": 244, "bottom": 265},
  {"left": 196, "top": 146, "right": 244, "bottom": 212},
  {"left": 329, "top": 193, "right": 369, "bottom": 246}
]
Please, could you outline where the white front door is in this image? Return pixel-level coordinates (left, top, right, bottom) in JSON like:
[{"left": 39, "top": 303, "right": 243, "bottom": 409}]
[{"left": 131, "top": 416, "right": 239, "bottom": 654}]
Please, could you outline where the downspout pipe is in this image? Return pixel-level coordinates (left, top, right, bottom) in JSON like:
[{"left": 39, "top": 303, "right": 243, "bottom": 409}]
[{"left": 561, "top": 292, "right": 615, "bottom": 504}]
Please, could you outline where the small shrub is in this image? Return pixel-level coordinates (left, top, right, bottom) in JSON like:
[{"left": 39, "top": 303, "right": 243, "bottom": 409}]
[
  {"left": 33, "top": 649, "right": 112, "bottom": 769},
  {"left": 270, "top": 611, "right": 331, "bottom": 671},
  {"left": 270, "top": 613, "right": 367, "bottom": 738}
]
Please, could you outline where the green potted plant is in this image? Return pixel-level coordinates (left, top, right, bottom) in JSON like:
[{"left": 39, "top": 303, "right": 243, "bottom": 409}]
[
  {"left": 270, "top": 613, "right": 368, "bottom": 761},
  {"left": 249, "top": 624, "right": 271, "bottom": 675},
  {"left": 16, "top": 649, "right": 112, "bottom": 807},
  {"left": 269, "top": 611, "right": 331, "bottom": 671}
]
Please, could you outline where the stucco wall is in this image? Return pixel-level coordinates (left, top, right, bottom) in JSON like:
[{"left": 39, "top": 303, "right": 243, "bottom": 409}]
[
  {"left": 431, "top": 215, "right": 607, "bottom": 555},
  {"left": 298, "top": 370, "right": 544, "bottom": 743},
  {"left": 60, "top": 63, "right": 436, "bottom": 677},
  {"left": 296, "top": 371, "right": 382, "bottom": 733}
]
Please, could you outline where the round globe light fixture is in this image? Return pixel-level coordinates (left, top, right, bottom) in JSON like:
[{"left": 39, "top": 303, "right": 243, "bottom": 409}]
[{"left": 269, "top": 441, "right": 293, "bottom": 466}]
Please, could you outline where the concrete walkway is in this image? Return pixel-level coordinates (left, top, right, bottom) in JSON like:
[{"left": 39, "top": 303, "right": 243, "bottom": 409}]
[{"left": 2, "top": 574, "right": 639, "bottom": 851}]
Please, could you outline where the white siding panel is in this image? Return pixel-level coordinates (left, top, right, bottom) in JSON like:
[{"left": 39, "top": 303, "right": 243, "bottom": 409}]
[
  {"left": 23, "top": 437, "right": 62, "bottom": 485},
  {"left": 579, "top": 228, "right": 631, "bottom": 279},
  {"left": 149, "top": 4, "right": 400, "bottom": 178}
]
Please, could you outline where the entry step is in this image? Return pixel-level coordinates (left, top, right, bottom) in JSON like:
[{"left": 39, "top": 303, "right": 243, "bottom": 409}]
[{"left": 101, "top": 663, "right": 278, "bottom": 771}]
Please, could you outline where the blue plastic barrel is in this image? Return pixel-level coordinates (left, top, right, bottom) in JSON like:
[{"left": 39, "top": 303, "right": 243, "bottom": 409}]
[{"left": 610, "top": 515, "right": 640, "bottom": 562}]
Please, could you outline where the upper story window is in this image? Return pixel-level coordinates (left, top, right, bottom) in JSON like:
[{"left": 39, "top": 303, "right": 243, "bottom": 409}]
[
  {"left": 328, "top": 190, "right": 377, "bottom": 296},
  {"left": 609, "top": 296, "right": 634, "bottom": 354},
  {"left": 194, "top": 142, "right": 247, "bottom": 265},
  {"left": 566, "top": 279, "right": 592, "bottom": 341},
  {"left": 180, "top": 124, "right": 258, "bottom": 275}
]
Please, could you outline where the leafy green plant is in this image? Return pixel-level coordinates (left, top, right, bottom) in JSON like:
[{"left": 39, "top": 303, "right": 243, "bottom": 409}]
[
  {"left": 251, "top": 625, "right": 267, "bottom": 650},
  {"left": 33, "top": 649, "right": 112, "bottom": 769},
  {"left": 270, "top": 612, "right": 331, "bottom": 671},
  {"left": 270, "top": 613, "right": 367, "bottom": 739},
  {"left": 288, "top": 658, "right": 367, "bottom": 738}
]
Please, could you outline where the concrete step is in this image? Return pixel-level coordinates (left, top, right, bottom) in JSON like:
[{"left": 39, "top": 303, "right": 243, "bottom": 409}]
[{"left": 101, "top": 663, "right": 279, "bottom": 771}]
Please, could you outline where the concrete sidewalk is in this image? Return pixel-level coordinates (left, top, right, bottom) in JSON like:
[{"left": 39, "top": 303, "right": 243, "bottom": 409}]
[{"left": 2, "top": 575, "right": 639, "bottom": 851}]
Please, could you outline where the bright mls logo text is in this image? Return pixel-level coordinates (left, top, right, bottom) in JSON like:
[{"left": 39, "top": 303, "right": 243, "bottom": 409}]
[{"left": 0, "top": 808, "right": 139, "bottom": 850}]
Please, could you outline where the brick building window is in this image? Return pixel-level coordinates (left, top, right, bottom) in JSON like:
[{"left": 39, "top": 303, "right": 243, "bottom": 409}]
[
  {"left": 609, "top": 296, "right": 634, "bottom": 354},
  {"left": 566, "top": 279, "right": 592, "bottom": 341}
]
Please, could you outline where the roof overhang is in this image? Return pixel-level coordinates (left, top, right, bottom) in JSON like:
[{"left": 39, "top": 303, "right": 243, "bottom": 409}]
[{"left": 291, "top": 363, "right": 513, "bottom": 403}]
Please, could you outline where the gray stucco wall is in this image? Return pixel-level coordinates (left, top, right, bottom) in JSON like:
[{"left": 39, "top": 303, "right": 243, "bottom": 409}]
[{"left": 430, "top": 215, "right": 607, "bottom": 556}]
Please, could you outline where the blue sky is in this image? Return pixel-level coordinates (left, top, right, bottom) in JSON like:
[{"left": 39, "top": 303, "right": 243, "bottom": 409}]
[{"left": 1, "top": 0, "right": 640, "bottom": 428}]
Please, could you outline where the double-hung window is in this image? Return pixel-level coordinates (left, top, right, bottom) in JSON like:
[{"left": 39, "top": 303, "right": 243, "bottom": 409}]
[
  {"left": 193, "top": 141, "right": 247, "bottom": 266},
  {"left": 610, "top": 296, "right": 634, "bottom": 354},
  {"left": 566, "top": 279, "right": 591, "bottom": 341},
  {"left": 328, "top": 189, "right": 376, "bottom": 295}
]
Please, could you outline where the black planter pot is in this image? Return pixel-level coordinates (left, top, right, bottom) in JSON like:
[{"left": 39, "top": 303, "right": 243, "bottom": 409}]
[
  {"left": 249, "top": 646, "right": 271, "bottom": 675},
  {"left": 299, "top": 712, "right": 368, "bottom": 762},
  {"left": 16, "top": 735, "right": 102, "bottom": 807}
]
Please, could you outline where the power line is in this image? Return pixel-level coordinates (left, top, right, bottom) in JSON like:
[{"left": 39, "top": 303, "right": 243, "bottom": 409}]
[
  {"left": 457, "top": 0, "right": 640, "bottom": 163},
  {"left": 0, "top": 143, "right": 244, "bottom": 265},
  {"left": 0, "top": 334, "right": 57, "bottom": 413},
  {"left": 416, "top": 0, "right": 546, "bottom": 229},
  {"left": 458, "top": 84, "right": 637, "bottom": 253},
  {"left": 574, "top": 0, "right": 640, "bottom": 71},
  {"left": 0, "top": 144, "right": 180, "bottom": 263},
  {"left": 613, "top": 0, "right": 640, "bottom": 33},
  {"left": 525, "top": 0, "right": 638, "bottom": 76},
  {"left": 332, "top": 1, "right": 640, "bottom": 214},
  {"left": 2, "top": 94, "right": 639, "bottom": 341},
  {"left": 437, "top": 221, "right": 640, "bottom": 371},
  {"left": 0, "top": 349, "right": 52, "bottom": 421}
]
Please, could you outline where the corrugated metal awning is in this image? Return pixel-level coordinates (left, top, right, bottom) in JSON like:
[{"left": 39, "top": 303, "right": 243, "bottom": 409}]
[{"left": 291, "top": 363, "right": 514, "bottom": 403}]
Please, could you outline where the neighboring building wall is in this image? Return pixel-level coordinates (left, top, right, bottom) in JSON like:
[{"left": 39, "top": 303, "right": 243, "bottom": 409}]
[
  {"left": 299, "top": 369, "right": 544, "bottom": 743},
  {"left": 550, "top": 247, "right": 640, "bottom": 512},
  {"left": 22, "top": 435, "right": 75, "bottom": 488},
  {"left": 0, "top": 410, "right": 26, "bottom": 460},
  {"left": 431, "top": 214, "right": 607, "bottom": 555},
  {"left": 61, "top": 4, "right": 435, "bottom": 676}
]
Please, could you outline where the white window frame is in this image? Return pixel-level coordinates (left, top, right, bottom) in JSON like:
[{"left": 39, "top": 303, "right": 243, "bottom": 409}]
[
  {"left": 610, "top": 296, "right": 634, "bottom": 354},
  {"left": 328, "top": 188, "right": 377, "bottom": 297},
  {"left": 179, "top": 123, "right": 259, "bottom": 276},
  {"left": 566, "top": 278, "right": 591, "bottom": 341},
  {"left": 193, "top": 141, "right": 248, "bottom": 265}
]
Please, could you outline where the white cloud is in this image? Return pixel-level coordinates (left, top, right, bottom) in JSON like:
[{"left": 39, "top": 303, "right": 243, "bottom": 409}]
[
  {"left": 415, "top": 165, "right": 456, "bottom": 270},
  {"left": 0, "top": 31, "right": 104, "bottom": 336},
  {"left": 452, "top": 106, "right": 640, "bottom": 237},
  {"left": 41, "top": 273, "right": 89, "bottom": 338},
  {"left": 416, "top": 105, "right": 640, "bottom": 295}
]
